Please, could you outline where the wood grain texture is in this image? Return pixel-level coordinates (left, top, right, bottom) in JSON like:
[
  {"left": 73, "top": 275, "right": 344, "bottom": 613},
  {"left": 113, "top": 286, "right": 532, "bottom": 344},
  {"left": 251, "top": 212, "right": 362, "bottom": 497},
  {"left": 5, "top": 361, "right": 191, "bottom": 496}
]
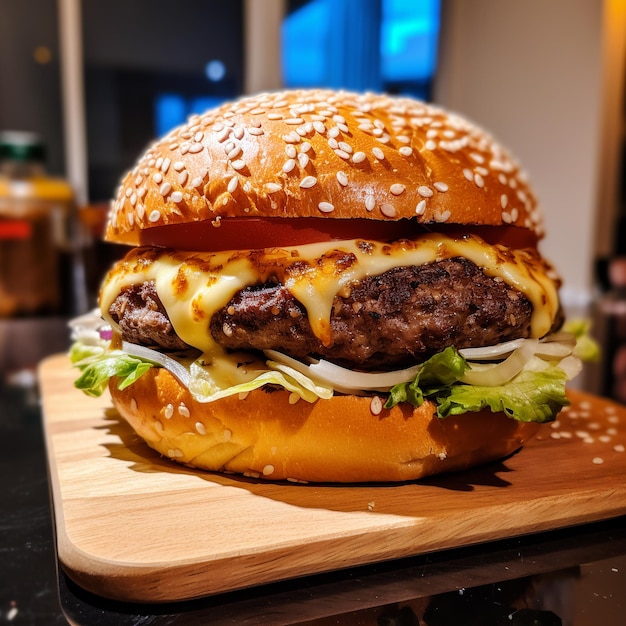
[{"left": 39, "top": 354, "right": 626, "bottom": 603}]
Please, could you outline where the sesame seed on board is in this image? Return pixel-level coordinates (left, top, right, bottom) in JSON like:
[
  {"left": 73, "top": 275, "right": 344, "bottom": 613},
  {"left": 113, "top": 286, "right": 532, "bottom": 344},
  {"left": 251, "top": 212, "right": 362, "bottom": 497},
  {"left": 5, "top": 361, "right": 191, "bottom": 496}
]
[
  {"left": 536, "top": 394, "right": 626, "bottom": 467},
  {"left": 106, "top": 89, "right": 545, "bottom": 240}
]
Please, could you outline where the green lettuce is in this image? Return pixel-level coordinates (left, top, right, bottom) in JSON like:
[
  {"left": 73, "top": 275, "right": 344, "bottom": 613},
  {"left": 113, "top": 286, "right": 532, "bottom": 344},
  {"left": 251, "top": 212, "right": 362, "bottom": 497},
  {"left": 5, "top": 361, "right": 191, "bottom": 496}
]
[
  {"left": 385, "top": 348, "right": 569, "bottom": 423},
  {"left": 71, "top": 343, "right": 154, "bottom": 397}
]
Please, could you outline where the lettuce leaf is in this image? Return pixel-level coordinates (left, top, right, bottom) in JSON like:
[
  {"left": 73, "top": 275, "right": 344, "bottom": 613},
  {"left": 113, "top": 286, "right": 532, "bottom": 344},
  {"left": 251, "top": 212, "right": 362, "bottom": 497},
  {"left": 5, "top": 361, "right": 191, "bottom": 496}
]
[
  {"left": 71, "top": 346, "right": 153, "bottom": 397},
  {"left": 385, "top": 348, "right": 568, "bottom": 423}
]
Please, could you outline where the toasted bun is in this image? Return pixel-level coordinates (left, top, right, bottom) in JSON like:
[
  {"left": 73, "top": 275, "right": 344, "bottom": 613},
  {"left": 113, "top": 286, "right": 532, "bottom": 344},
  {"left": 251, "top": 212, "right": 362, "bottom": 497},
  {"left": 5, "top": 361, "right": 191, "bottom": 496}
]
[
  {"left": 106, "top": 89, "right": 543, "bottom": 245},
  {"left": 109, "top": 368, "right": 540, "bottom": 483}
]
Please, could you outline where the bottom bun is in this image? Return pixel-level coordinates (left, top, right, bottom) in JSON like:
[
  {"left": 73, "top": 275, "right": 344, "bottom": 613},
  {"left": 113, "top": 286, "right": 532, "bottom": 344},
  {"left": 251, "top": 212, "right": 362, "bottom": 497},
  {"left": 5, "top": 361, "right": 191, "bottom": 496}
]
[{"left": 109, "top": 368, "right": 541, "bottom": 483}]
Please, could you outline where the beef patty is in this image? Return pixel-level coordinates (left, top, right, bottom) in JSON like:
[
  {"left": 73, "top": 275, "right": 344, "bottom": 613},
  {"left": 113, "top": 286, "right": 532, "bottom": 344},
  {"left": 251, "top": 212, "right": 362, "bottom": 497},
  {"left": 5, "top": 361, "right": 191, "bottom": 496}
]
[{"left": 108, "top": 257, "right": 542, "bottom": 370}]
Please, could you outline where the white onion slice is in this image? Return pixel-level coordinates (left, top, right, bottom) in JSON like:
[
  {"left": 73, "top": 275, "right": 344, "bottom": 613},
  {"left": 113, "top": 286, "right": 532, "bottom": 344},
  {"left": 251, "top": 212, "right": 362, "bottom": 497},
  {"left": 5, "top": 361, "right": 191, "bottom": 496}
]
[
  {"left": 459, "top": 338, "right": 525, "bottom": 360},
  {"left": 264, "top": 349, "right": 420, "bottom": 392},
  {"left": 459, "top": 332, "right": 576, "bottom": 361},
  {"left": 122, "top": 341, "right": 191, "bottom": 387},
  {"left": 460, "top": 339, "right": 539, "bottom": 386}
]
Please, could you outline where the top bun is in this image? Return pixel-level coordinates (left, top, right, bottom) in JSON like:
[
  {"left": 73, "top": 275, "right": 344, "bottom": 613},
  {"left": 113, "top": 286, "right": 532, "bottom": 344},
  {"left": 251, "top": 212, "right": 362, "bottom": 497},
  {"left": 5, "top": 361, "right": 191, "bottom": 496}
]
[{"left": 106, "top": 89, "right": 543, "bottom": 245}]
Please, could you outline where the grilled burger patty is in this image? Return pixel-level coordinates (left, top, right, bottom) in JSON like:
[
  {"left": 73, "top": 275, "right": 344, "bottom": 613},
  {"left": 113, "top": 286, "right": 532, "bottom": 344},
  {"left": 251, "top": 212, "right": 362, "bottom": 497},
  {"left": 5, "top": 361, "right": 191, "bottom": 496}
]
[{"left": 109, "top": 257, "right": 539, "bottom": 370}]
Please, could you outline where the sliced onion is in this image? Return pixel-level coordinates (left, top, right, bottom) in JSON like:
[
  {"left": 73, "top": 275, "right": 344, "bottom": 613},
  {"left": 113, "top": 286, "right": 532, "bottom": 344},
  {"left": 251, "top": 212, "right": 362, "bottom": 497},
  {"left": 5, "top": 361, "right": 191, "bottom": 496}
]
[
  {"left": 459, "top": 332, "right": 576, "bottom": 362},
  {"left": 460, "top": 339, "right": 539, "bottom": 386},
  {"left": 264, "top": 349, "right": 420, "bottom": 392},
  {"left": 122, "top": 341, "right": 191, "bottom": 387},
  {"left": 459, "top": 338, "right": 525, "bottom": 360},
  {"left": 559, "top": 355, "right": 583, "bottom": 380}
]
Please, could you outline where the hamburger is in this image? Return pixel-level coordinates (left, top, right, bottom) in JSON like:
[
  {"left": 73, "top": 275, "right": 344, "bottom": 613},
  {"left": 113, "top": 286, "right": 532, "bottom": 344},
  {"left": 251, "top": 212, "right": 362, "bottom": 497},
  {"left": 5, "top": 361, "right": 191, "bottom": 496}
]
[{"left": 70, "top": 89, "right": 587, "bottom": 483}]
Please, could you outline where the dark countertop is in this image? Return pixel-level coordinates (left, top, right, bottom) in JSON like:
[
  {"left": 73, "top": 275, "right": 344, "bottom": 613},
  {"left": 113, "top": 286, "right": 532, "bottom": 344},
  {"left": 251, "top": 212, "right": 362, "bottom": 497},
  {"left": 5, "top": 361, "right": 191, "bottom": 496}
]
[{"left": 2, "top": 318, "right": 626, "bottom": 625}]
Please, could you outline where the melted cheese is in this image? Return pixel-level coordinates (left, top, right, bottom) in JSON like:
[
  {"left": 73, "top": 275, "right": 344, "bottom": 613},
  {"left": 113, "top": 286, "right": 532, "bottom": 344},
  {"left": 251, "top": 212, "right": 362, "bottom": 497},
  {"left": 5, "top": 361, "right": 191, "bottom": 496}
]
[{"left": 100, "top": 234, "right": 560, "bottom": 359}]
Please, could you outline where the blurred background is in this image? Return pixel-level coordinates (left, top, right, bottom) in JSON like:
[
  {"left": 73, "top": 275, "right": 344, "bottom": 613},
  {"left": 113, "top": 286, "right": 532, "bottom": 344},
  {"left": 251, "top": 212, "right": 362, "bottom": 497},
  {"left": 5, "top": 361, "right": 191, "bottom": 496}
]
[{"left": 0, "top": 0, "right": 625, "bottom": 399}]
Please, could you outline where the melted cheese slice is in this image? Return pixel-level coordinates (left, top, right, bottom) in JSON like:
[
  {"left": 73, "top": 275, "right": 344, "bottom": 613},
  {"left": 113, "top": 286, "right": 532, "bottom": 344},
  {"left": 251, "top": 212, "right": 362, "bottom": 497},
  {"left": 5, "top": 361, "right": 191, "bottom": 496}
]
[{"left": 100, "top": 234, "right": 560, "bottom": 359}]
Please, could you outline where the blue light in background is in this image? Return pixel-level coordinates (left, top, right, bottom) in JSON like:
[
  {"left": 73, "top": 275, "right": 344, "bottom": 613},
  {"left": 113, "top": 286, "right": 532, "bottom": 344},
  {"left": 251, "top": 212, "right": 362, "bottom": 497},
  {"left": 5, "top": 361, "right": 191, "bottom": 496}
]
[
  {"left": 380, "top": 0, "right": 440, "bottom": 82},
  {"left": 154, "top": 94, "right": 187, "bottom": 137},
  {"left": 154, "top": 95, "right": 226, "bottom": 137},
  {"left": 282, "top": 0, "right": 440, "bottom": 94},
  {"left": 282, "top": 0, "right": 330, "bottom": 87}
]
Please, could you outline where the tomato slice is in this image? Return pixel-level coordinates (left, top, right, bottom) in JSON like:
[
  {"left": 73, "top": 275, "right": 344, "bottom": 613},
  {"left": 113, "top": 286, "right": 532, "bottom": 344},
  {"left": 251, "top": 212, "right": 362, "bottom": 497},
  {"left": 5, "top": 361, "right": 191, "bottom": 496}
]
[{"left": 138, "top": 217, "right": 537, "bottom": 251}]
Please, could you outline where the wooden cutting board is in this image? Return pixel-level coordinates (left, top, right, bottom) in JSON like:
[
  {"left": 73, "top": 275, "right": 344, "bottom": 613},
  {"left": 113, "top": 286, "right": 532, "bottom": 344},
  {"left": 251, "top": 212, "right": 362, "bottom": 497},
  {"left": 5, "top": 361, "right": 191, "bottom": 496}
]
[{"left": 39, "top": 354, "right": 626, "bottom": 603}]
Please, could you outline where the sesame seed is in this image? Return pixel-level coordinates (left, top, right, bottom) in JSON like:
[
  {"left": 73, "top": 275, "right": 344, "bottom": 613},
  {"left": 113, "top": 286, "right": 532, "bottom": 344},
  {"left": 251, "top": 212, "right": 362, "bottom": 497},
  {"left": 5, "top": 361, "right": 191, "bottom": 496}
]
[
  {"left": 195, "top": 422, "right": 207, "bottom": 435},
  {"left": 300, "top": 175, "right": 318, "bottom": 188},
  {"left": 148, "top": 209, "right": 161, "bottom": 222},
  {"left": 463, "top": 168, "right": 473, "bottom": 181},
  {"left": 285, "top": 117, "right": 304, "bottom": 125},
  {"left": 233, "top": 127, "right": 245, "bottom": 139},
  {"left": 161, "top": 157, "right": 171, "bottom": 173},
  {"left": 328, "top": 126, "right": 340, "bottom": 138},
  {"left": 370, "top": 396, "right": 383, "bottom": 415},
  {"left": 188, "top": 142, "right": 204, "bottom": 153},
  {"left": 265, "top": 182, "right": 282, "bottom": 193},
  {"left": 283, "top": 131, "right": 301, "bottom": 143},
  {"left": 192, "top": 177, "right": 203, "bottom": 188},
  {"left": 285, "top": 145, "right": 297, "bottom": 159},
  {"left": 328, "top": 138, "right": 339, "bottom": 149},
  {"left": 231, "top": 159, "right": 246, "bottom": 171},
  {"left": 474, "top": 173, "right": 485, "bottom": 188},
  {"left": 434, "top": 181, "right": 449, "bottom": 192},
  {"left": 592, "top": 457, "right": 604, "bottom": 465},
  {"left": 283, "top": 159, "right": 296, "bottom": 173},
  {"left": 372, "top": 147, "right": 385, "bottom": 160},
  {"left": 399, "top": 146, "right": 413, "bottom": 156},
  {"left": 178, "top": 171, "right": 188, "bottom": 186},
  {"left": 416, "top": 200, "right": 427, "bottom": 215},
  {"left": 248, "top": 127, "right": 264, "bottom": 136},
  {"left": 381, "top": 203, "right": 396, "bottom": 218},
  {"left": 434, "top": 209, "right": 451, "bottom": 222},
  {"left": 352, "top": 151, "right": 366, "bottom": 163},
  {"left": 171, "top": 191, "right": 183, "bottom": 203},
  {"left": 425, "top": 140, "right": 437, "bottom": 150},
  {"left": 298, "top": 153, "right": 310, "bottom": 168},
  {"left": 164, "top": 404, "right": 174, "bottom": 419},
  {"left": 268, "top": 113, "right": 284, "bottom": 120},
  {"left": 313, "top": 121, "right": 326, "bottom": 134},
  {"left": 136, "top": 203, "right": 145, "bottom": 219},
  {"left": 338, "top": 141, "right": 353, "bottom": 153},
  {"left": 153, "top": 172, "right": 163, "bottom": 184},
  {"left": 227, "top": 145, "right": 242, "bottom": 160},
  {"left": 501, "top": 194, "right": 509, "bottom": 209},
  {"left": 335, "top": 149, "right": 350, "bottom": 160},
  {"left": 227, "top": 176, "right": 239, "bottom": 193},
  {"left": 418, "top": 186, "right": 433, "bottom": 198},
  {"left": 301, "top": 141, "right": 312, "bottom": 152},
  {"left": 262, "top": 464, "right": 275, "bottom": 476},
  {"left": 318, "top": 201, "right": 335, "bottom": 213},
  {"left": 178, "top": 402, "right": 190, "bottom": 417},
  {"left": 390, "top": 183, "right": 406, "bottom": 196},
  {"left": 365, "top": 196, "right": 376, "bottom": 211},
  {"left": 159, "top": 182, "right": 172, "bottom": 196},
  {"left": 336, "top": 171, "right": 348, "bottom": 186}
]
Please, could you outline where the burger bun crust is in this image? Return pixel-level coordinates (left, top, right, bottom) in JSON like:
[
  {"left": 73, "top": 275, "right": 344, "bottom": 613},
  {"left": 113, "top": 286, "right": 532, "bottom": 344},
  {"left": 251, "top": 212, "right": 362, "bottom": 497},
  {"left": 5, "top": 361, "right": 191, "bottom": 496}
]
[
  {"left": 106, "top": 89, "right": 544, "bottom": 245},
  {"left": 109, "top": 368, "right": 540, "bottom": 483}
]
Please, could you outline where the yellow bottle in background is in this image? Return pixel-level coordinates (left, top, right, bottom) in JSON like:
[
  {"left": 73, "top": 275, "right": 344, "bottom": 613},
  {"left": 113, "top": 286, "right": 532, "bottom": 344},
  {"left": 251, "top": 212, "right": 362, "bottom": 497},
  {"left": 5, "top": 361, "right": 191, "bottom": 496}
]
[{"left": 0, "top": 131, "right": 76, "bottom": 317}]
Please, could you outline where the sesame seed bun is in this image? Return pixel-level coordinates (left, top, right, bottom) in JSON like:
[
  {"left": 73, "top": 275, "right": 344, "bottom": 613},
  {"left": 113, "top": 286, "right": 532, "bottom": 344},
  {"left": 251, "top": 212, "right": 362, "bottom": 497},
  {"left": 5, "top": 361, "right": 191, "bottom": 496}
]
[
  {"left": 89, "top": 89, "right": 567, "bottom": 484},
  {"left": 106, "top": 89, "right": 543, "bottom": 245},
  {"left": 109, "top": 367, "right": 540, "bottom": 483}
]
